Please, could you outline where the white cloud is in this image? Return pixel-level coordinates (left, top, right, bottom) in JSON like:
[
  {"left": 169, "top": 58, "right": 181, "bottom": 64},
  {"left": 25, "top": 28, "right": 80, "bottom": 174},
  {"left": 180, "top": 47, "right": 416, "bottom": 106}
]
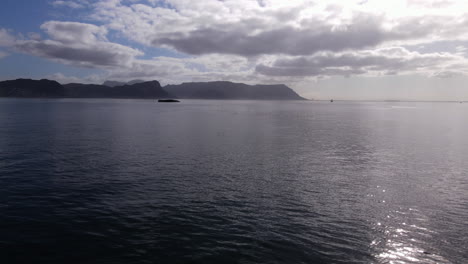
[
  {"left": 0, "top": 51, "right": 8, "bottom": 59},
  {"left": 66, "top": 0, "right": 466, "bottom": 81},
  {"left": 14, "top": 21, "right": 143, "bottom": 68},
  {"left": 27, "top": 32, "right": 42, "bottom": 40},
  {"left": 0, "top": 28, "right": 16, "bottom": 47},
  {"left": 41, "top": 21, "right": 108, "bottom": 45},
  {"left": 45, "top": 72, "right": 103, "bottom": 84},
  {"left": 6, "top": 0, "right": 468, "bottom": 88},
  {"left": 51, "top": 0, "right": 86, "bottom": 9},
  {"left": 90, "top": 0, "right": 468, "bottom": 54},
  {"left": 256, "top": 47, "right": 465, "bottom": 77}
]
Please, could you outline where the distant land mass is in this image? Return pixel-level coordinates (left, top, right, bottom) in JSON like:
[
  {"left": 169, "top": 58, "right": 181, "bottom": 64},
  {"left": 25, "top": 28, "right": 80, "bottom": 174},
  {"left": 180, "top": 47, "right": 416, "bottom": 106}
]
[
  {"left": 103, "top": 80, "right": 145, "bottom": 87},
  {"left": 0, "top": 79, "right": 306, "bottom": 100},
  {"left": 63, "top": 81, "right": 169, "bottom": 99},
  {"left": 0, "top": 79, "right": 168, "bottom": 99},
  {"left": 165, "top": 81, "right": 305, "bottom": 100},
  {"left": 0, "top": 79, "right": 65, "bottom": 98}
]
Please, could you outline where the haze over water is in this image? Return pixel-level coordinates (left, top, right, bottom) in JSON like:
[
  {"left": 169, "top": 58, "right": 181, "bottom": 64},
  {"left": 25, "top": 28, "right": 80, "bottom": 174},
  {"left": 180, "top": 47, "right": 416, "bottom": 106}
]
[{"left": 1, "top": 99, "right": 467, "bottom": 263}]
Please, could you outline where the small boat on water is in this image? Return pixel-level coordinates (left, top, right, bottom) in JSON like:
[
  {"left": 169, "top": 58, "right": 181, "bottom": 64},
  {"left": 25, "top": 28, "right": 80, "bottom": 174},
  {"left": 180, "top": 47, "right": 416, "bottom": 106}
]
[
  {"left": 330, "top": 99, "right": 334, "bottom": 102},
  {"left": 158, "top": 99, "right": 180, "bottom": 103}
]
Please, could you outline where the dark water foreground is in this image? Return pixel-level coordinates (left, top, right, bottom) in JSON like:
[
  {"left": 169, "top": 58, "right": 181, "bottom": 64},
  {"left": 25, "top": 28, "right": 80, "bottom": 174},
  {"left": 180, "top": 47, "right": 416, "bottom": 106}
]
[{"left": 1, "top": 99, "right": 467, "bottom": 264}]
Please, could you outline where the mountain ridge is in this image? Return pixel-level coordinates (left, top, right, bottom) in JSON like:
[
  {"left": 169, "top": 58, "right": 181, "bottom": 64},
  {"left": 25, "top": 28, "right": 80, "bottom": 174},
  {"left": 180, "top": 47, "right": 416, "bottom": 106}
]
[
  {"left": 0, "top": 79, "right": 306, "bottom": 100},
  {"left": 63, "top": 80, "right": 170, "bottom": 98},
  {"left": 0, "top": 79, "right": 65, "bottom": 98},
  {"left": 165, "top": 81, "right": 306, "bottom": 100}
]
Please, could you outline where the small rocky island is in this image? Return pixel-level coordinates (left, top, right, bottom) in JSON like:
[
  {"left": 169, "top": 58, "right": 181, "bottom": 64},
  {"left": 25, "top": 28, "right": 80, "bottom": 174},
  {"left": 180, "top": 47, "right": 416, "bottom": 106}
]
[
  {"left": 0, "top": 79, "right": 306, "bottom": 100},
  {"left": 158, "top": 99, "right": 180, "bottom": 103}
]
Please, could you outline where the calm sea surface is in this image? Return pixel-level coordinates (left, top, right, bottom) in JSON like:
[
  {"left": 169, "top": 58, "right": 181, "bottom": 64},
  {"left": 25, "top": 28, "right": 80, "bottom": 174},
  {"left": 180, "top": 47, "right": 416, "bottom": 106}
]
[{"left": 1, "top": 99, "right": 467, "bottom": 264}]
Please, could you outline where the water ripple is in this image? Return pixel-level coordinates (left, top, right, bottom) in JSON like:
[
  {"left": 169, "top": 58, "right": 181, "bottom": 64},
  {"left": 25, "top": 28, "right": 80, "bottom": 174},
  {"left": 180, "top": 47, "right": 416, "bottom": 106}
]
[{"left": 1, "top": 99, "right": 467, "bottom": 263}]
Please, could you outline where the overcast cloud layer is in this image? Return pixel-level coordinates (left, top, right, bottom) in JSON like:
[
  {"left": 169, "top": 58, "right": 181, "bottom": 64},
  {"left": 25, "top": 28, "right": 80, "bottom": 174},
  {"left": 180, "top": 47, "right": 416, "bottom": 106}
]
[{"left": 1, "top": 0, "right": 468, "bottom": 98}]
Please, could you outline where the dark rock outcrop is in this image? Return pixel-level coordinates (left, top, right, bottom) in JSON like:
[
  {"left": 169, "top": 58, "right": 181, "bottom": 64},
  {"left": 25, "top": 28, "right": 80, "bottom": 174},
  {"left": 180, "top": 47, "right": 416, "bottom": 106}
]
[
  {"left": 164, "top": 81, "right": 306, "bottom": 100},
  {"left": 158, "top": 99, "right": 180, "bottom": 103}
]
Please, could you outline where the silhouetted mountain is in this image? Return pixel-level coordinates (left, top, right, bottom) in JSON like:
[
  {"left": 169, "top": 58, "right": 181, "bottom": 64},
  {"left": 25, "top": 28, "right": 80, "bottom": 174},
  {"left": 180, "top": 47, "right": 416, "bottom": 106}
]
[
  {"left": 164, "top": 81, "right": 306, "bottom": 100},
  {"left": 0, "top": 79, "right": 170, "bottom": 99},
  {"left": 0, "top": 79, "right": 306, "bottom": 100},
  {"left": 0, "top": 79, "right": 65, "bottom": 97},
  {"left": 64, "top": 81, "right": 171, "bottom": 98},
  {"left": 127, "top": 80, "right": 145, "bottom": 85},
  {"left": 103, "top": 79, "right": 145, "bottom": 87},
  {"left": 102, "top": 80, "right": 126, "bottom": 87}
]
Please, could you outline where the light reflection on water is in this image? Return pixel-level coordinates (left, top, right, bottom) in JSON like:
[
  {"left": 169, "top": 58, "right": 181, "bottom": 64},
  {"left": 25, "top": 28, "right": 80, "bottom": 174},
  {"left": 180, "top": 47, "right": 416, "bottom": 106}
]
[{"left": 371, "top": 207, "right": 448, "bottom": 264}]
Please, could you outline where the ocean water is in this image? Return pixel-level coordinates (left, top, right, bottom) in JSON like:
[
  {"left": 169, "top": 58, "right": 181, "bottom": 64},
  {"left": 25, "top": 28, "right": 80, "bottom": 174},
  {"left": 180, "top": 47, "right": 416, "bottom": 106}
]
[{"left": 0, "top": 98, "right": 467, "bottom": 264}]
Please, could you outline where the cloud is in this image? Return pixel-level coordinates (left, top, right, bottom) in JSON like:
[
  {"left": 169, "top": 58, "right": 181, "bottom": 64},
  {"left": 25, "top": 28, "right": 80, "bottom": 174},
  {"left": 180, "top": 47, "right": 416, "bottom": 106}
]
[
  {"left": 82, "top": 54, "right": 259, "bottom": 85},
  {"left": 0, "top": 51, "right": 8, "bottom": 59},
  {"left": 74, "top": 0, "right": 467, "bottom": 81},
  {"left": 14, "top": 21, "right": 142, "bottom": 68},
  {"left": 40, "top": 21, "right": 107, "bottom": 44},
  {"left": 0, "top": 28, "right": 16, "bottom": 47},
  {"left": 90, "top": 0, "right": 468, "bottom": 57},
  {"left": 408, "top": 0, "right": 453, "bottom": 8},
  {"left": 27, "top": 32, "right": 42, "bottom": 40},
  {"left": 256, "top": 47, "right": 462, "bottom": 77},
  {"left": 153, "top": 15, "right": 388, "bottom": 56},
  {"left": 107, "top": 57, "right": 196, "bottom": 80},
  {"left": 431, "top": 70, "right": 462, "bottom": 78},
  {"left": 45, "top": 72, "right": 103, "bottom": 84},
  {"left": 6, "top": 0, "right": 468, "bottom": 85},
  {"left": 51, "top": 0, "right": 86, "bottom": 9}
]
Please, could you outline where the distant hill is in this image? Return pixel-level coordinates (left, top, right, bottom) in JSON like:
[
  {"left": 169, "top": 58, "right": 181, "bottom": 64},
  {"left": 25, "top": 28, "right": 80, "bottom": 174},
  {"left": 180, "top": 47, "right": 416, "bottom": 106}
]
[
  {"left": 64, "top": 81, "right": 170, "bottom": 98},
  {"left": 127, "top": 80, "right": 145, "bottom": 85},
  {"left": 0, "top": 79, "right": 306, "bottom": 100},
  {"left": 102, "top": 80, "right": 126, "bottom": 87},
  {"left": 164, "top": 81, "right": 306, "bottom": 100},
  {"left": 0, "top": 79, "right": 65, "bottom": 97},
  {"left": 103, "top": 79, "right": 145, "bottom": 87},
  {"left": 0, "top": 79, "right": 169, "bottom": 99}
]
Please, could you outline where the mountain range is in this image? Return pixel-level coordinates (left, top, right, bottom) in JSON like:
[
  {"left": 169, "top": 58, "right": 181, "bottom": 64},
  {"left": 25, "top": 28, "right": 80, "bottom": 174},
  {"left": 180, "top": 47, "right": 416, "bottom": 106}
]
[{"left": 0, "top": 79, "right": 306, "bottom": 100}]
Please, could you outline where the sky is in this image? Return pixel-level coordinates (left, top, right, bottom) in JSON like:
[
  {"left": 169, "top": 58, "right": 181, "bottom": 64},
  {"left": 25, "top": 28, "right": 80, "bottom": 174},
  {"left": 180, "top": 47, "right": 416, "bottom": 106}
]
[{"left": 1, "top": 0, "right": 468, "bottom": 100}]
